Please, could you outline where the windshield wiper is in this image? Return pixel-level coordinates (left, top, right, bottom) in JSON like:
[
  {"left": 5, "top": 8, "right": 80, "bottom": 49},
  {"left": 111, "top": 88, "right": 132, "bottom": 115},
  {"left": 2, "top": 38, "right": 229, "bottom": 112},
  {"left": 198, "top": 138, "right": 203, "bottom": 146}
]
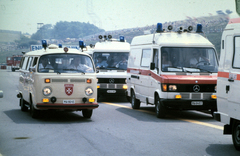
[{"left": 184, "top": 67, "right": 212, "bottom": 74}]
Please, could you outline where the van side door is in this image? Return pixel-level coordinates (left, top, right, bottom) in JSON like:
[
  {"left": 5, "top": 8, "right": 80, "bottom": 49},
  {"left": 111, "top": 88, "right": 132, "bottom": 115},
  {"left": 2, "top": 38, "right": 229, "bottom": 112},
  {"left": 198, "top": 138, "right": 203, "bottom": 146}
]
[
  {"left": 228, "top": 36, "right": 240, "bottom": 118},
  {"left": 19, "top": 56, "right": 29, "bottom": 101}
]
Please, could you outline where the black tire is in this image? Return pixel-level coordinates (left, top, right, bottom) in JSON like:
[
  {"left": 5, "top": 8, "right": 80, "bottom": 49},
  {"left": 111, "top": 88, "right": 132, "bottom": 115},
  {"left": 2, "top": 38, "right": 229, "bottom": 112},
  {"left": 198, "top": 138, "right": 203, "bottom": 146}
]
[
  {"left": 20, "top": 97, "right": 28, "bottom": 112},
  {"left": 131, "top": 90, "right": 140, "bottom": 109},
  {"left": 82, "top": 109, "right": 93, "bottom": 118},
  {"left": 155, "top": 95, "right": 166, "bottom": 118},
  {"left": 12, "top": 68, "right": 15, "bottom": 72},
  {"left": 30, "top": 101, "right": 39, "bottom": 118},
  {"left": 232, "top": 120, "right": 240, "bottom": 151}
]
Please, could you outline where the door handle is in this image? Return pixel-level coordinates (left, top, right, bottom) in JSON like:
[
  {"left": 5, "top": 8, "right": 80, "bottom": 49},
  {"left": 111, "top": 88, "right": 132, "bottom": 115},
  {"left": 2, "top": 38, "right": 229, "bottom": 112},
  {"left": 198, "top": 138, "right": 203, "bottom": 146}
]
[
  {"left": 226, "top": 85, "right": 230, "bottom": 93},
  {"left": 228, "top": 79, "right": 234, "bottom": 82}
]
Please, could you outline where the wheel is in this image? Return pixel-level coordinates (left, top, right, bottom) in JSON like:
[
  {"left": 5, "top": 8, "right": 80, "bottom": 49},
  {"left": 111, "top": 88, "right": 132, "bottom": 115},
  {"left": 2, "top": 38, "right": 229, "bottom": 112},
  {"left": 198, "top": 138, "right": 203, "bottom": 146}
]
[
  {"left": 20, "top": 97, "right": 28, "bottom": 112},
  {"left": 30, "top": 101, "right": 39, "bottom": 118},
  {"left": 82, "top": 109, "right": 93, "bottom": 118},
  {"left": 232, "top": 120, "right": 240, "bottom": 151},
  {"left": 12, "top": 68, "right": 15, "bottom": 72},
  {"left": 131, "top": 90, "right": 140, "bottom": 109},
  {"left": 155, "top": 95, "right": 166, "bottom": 118}
]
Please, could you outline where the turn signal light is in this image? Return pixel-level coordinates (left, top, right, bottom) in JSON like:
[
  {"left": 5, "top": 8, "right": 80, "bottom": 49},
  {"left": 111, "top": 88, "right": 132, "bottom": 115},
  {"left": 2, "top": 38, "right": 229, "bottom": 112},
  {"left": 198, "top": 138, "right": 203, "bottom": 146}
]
[
  {"left": 42, "top": 98, "right": 49, "bottom": 103},
  {"left": 86, "top": 79, "right": 92, "bottom": 84},
  {"left": 89, "top": 98, "right": 95, "bottom": 102},
  {"left": 123, "top": 84, "right": 128, "bottom": 89},
  {"left": 162, "top": 84, "right": 167, "bottom": 92},
  {"left": 45, "top": 78, "right": 50, "bottom": 83},
  {"left": 211, "top": 95, "right": 217, "bottom": 99},
  {"left": 175, "top": 95, "right": 182, "bottom": 99}
]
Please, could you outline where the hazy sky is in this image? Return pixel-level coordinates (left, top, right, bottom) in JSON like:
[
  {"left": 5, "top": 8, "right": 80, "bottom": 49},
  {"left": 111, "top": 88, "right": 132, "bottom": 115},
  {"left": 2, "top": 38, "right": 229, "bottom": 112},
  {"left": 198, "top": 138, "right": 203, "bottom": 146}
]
[{"left": 0, "top": 0, "right": 237, "bottom": 34}]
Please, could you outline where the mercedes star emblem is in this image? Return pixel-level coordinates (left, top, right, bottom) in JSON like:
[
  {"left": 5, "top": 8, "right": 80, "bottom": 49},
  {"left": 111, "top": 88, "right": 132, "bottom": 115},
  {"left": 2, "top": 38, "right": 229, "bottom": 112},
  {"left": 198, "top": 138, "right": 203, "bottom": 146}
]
[
  {"left": 109, "top": 79, "right": 114, "bottom": 83},
  {"left": 193, "top": 85, "right": 200, "bottom": 92}
]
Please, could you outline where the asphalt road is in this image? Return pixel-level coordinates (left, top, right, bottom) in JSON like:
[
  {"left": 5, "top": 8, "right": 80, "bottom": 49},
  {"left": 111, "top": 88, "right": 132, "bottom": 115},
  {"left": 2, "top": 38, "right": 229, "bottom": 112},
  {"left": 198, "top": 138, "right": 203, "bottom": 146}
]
[{"left": 0, "top": 69, "right": 239, "bottom": 156}]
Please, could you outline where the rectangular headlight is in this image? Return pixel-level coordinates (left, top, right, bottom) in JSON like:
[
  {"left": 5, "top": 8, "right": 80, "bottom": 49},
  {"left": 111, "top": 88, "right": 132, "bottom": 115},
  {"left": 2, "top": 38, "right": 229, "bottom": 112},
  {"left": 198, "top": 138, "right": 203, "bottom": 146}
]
[{"left": 169, "top": 85, "right": 177, "bottom": 91}]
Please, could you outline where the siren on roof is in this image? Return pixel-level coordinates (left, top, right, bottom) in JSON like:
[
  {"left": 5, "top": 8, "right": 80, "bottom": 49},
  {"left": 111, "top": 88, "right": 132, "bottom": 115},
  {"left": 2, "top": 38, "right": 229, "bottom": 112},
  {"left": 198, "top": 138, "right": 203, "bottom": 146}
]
[
  {"left": 120, "top": 36, "right": 125, "bottom": 42},
  {"left": 79, "top": 40, "right": 86, "bottom": 51},
  {"left": 42, "top": 40, "right": 47, "bottom": 50},
  {"left": 196, "top": 24, "right": 203, "bottom": 33},
  {"left": 156, "top": 23, "right": 163, "bottom": 33}
]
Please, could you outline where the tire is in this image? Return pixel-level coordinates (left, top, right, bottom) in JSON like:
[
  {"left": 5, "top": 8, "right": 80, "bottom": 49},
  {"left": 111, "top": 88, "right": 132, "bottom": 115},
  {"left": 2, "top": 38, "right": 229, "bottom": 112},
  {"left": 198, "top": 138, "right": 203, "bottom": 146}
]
[
  {"left": 20, "top": 97, "right": 28, "bottom": 112},
  {"left": 232, "top": 120, "right": 240, "bottom": 151},
  {"left": 82, "top": 109, "right": 93, "bottom": 118},
  {"left": 155, "top": 95, "right": 166, "bottom": 118},
  {"left": 131, "top": 90, "right": 140, "bottom": 109},
  {"left": 30, "top": 101, "right": 39, "bottom": 118}
]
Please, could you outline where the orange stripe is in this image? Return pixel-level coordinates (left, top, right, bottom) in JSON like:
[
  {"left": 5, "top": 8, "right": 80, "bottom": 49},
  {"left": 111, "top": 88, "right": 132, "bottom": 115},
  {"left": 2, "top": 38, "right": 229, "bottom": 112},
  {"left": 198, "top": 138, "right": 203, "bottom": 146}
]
[
  {"left": 228, "top": 18, "right": 240, "bottom": 24},
  {"left": 218, "top": 71, "right": 229, "bottom": 78}
]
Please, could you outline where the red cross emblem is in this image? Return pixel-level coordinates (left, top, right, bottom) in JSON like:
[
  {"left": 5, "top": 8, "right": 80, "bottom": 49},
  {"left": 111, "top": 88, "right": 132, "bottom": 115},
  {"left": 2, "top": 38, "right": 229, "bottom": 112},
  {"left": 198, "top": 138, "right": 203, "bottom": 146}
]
[{"left": 64, "top": 84, "right": 74, "bottom": 96}]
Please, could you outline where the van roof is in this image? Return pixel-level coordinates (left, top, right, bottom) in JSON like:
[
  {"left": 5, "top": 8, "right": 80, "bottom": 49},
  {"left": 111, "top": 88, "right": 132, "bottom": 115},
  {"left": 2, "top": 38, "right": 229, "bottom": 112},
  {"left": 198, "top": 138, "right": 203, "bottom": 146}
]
[
  {"left": 93, "top": 41, "right": 130, "bottom": 52},
  {"left": 131, "top": 32, "right": 214, "bottom": 47},
  {"left": 24, "top": 46, "right": 90, "bottom": 57}
]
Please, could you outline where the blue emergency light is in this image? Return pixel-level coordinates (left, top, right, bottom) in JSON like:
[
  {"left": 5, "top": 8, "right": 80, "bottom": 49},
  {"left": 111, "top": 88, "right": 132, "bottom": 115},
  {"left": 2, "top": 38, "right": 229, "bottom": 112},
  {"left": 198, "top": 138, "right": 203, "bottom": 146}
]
[
  {"left": 120, "top": 36, "right": 124, "bottom": 42},
  {"left": 42, "top": 40, "right": 47, "bottom": 50},
  {"left": 58, "top": 44, "right": 62, "bottom": 48},
  {"left": 196, "top": 24, "right": 203, "bottom": 33},
  {"left": 156, "top": 23, "right": 163, "bottom": 33},
  {"left": 79, "top": 40, "right": 85, "bottom": 49}
]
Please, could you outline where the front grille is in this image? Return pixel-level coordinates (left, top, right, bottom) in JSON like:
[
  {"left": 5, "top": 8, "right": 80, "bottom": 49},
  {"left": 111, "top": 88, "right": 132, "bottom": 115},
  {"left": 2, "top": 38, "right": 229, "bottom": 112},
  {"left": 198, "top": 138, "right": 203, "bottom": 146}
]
[
  {"left": 70, "top": 79, "right": 85, "bottom": 83},
  {"left": 52, "top": 79, "right": 68, "bottom": 82},
  {"left": 98, "top": 78, "right": 126, "bottom": 84},
  {"left": 180, "top": 93, "right": 212, "bottom": 100},
  {"left": 99, "top": 83, "right": 124, "bottom": 89},
  {"left": 173, "top": 84, "right": 216, "bottom": 92}
]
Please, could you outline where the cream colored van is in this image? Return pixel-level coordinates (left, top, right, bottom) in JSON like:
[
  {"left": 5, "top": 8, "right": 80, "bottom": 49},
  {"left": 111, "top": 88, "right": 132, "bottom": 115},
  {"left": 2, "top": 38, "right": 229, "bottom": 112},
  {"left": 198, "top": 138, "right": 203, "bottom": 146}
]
[{"left": 17, "top": 40, "right": 98, "bottom": 118}]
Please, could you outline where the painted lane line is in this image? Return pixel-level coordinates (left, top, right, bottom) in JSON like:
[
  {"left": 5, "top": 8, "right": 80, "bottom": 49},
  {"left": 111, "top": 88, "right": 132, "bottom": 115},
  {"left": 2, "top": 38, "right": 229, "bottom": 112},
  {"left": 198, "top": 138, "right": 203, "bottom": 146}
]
[{"left": 103, "top": 102, "right": 223, "bottom": 130}]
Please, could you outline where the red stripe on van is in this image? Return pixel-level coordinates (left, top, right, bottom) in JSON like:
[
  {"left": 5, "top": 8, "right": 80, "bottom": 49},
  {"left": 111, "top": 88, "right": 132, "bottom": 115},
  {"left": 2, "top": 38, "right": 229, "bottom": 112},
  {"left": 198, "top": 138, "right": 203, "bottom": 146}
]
[
  {"left": 218, "top": 71, "right": 229, "bottom": 78},
  {"left": 228, "top": 18, "right": 240, "bottom": 24},
  {"left": 127, "top": 68, "right": 217, "bottom": 84}
]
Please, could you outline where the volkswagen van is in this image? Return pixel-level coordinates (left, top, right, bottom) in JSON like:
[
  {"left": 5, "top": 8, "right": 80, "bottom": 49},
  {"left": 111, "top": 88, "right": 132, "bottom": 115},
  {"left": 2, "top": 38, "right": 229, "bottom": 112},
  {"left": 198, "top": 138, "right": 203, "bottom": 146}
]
[
  {"left": 17, "top": 40, "right": 98, "bottom": 118},
  {"left": 126, "top": 23, "right": 218, "bottom": 118}
]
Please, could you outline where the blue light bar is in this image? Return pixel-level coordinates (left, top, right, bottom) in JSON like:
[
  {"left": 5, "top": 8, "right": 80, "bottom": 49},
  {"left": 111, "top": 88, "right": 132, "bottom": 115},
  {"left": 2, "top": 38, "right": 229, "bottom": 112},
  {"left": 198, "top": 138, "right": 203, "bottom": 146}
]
[
  {"left": 79, "top": 40, "right": 85, "bottom": 49},
  {"left": 120, "top": 36, "right": 124, "bottom": 42},
  {"left": 58, "top": 44, "right": 62, "bottom": 48},
  {"left": 42, "top": 40, "right": 47, "bottom": 50},
  {"left": 156, "top": 23, "right": 163, "bottom": 33},
  {"left": 196, "top": 24, "right": 203, "bottom": 33}
]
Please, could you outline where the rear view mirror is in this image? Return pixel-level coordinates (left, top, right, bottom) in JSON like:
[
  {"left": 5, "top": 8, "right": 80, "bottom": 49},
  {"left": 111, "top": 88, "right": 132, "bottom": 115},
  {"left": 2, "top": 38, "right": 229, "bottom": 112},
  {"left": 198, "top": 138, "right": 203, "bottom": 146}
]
[
  {"left": 150, "top": 62, "right": 155, "bottom": 70},
  {"left": 0, "top": 90, "right": 3, "bottom": 98}
]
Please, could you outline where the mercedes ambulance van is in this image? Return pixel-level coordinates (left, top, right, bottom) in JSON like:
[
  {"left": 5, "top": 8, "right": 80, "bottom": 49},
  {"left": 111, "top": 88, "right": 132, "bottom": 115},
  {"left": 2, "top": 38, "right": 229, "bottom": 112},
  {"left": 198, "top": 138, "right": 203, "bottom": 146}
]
[
  {"left": 126, "top": 23, "right": 218, "bottom": 118},
  {"left": 89, "top": 35, "right": 130, "bottom": 99},
  {"left": 214, "top": 6, "right": 240, "bottom": 150},
  {"left": 17, "top": 40, "right": 98, "bottom": 118}
]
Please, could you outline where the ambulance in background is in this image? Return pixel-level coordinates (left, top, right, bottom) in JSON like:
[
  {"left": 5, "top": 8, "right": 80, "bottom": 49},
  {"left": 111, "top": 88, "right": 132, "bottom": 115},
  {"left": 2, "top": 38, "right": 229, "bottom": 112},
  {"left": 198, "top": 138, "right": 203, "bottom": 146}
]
[
  {"left": 17, "top": 40, "right": 98, "bottom": 119},
  {"left": 89, "top": 35, "right": 130, "bottom": 100},
  {"left": 126, "top": 23, "right": 218, "bottom": 118},
  {"left": 214, "top": 1, "right": 240, "bottom": 151}
]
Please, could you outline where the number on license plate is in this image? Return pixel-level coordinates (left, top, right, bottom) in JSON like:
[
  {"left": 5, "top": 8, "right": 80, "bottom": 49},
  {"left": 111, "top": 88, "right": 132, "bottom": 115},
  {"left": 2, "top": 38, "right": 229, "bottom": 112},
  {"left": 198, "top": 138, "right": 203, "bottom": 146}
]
[
  {"left": 63, "top": 100, "right": 75, "bottom": 104},
  {"left": 191, "top": 101, "right": 203, "bottom": 105}
]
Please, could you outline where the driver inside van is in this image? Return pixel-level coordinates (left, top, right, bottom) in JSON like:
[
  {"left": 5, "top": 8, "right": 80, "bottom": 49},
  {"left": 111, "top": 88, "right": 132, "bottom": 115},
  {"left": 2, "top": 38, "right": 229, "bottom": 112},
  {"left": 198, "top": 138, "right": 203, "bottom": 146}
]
[
  {"left": 67, "top": 57, "right": 93, "bottom": 72},
  {"left": 162, "top": 51, "right": 172, "bottom": 69},
  {"left": 190, "top": 50, "right": 209, "bottom": 67},
  {"left": 39, "top": 57, "right": 54, "bottom": 70}
]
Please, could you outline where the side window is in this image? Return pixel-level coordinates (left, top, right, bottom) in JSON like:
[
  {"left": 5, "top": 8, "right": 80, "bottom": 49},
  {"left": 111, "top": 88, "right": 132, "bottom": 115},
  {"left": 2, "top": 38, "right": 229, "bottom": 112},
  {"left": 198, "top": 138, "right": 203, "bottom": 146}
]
[
  {"left": 21, "top": 57, "right": 29, "bottom": 70},
  {"left": 141, "top": 49, "right": 151, "bottom": 67},
  {"left": 128, "top": 49, "right": 142, "bottom": 68},
  {"left": 233, "top": 36, "right": 240, "bottom": 68},
  {"left": 32, "top": 57, "right": 38, "bottom": 67},
  {"left": 152, "top": 49, "right": 159, "bottom": 73},
  {"left": 19, "top": 57, "right": 25, "bottom": 69},
  {"left": 223, "top": 36, "right": 233, "bottom": 70},
  {"left": 26, "top": 57, "right": 33, "bottom": 70}
]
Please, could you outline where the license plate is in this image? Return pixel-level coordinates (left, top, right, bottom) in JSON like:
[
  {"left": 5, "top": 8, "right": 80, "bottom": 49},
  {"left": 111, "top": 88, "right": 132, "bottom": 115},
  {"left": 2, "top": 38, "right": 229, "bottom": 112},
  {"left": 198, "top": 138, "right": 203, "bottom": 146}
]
[
  {"left": 63, "top": 100, "right": 75, "bottom": 104},
  {"left": 191, "top": 101, "right": 203, "bottom": 105},
  {"left": 107, "top": 90, "right": 116, "bottom": 93}
]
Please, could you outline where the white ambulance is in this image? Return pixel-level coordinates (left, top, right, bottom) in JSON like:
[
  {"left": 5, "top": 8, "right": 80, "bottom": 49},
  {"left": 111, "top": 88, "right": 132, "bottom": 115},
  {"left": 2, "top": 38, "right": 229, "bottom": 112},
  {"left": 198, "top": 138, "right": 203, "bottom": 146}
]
[
  {"left": 17, "top": 40, "right": 98, "bottom": 118},
  {"left": 126, "top": 23, "right": 218, "bottom": 118},
  {"left": 88, "top": 35, "right": 130, "bottom": 99},
  {"left": 214, "top": 14, "right": 240, "bottom": 151}
]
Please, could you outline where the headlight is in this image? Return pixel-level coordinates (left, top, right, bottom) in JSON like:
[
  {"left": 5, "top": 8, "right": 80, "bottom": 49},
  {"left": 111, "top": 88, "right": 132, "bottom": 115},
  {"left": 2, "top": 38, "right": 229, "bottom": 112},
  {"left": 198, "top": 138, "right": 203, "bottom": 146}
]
[
  {"left": 42, "top": 87, "right": 52, "bottom": 96},
  {"left": 85, "top": 87, "right": 93, "bottom": 96},
  {"left": 169, "top": 85, "right": 177, "bottom": 91}
]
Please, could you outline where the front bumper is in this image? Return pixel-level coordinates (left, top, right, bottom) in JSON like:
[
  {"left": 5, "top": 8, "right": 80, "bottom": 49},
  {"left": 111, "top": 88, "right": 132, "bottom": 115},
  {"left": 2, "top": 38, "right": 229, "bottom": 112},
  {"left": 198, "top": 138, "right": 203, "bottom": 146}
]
[{"left": 36, "top": 103, "right": 99, "bottom": 110}]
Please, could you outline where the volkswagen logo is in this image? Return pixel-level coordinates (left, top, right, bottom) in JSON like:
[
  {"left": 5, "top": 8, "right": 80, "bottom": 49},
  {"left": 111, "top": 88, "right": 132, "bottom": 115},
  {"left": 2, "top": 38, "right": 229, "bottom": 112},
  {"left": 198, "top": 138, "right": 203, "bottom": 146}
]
[
  {"left": 109, "top": 79, "right": 114, "bottom": 84},
  {"left": 193, "top": 85, "right": 200, "bottom": 92}
]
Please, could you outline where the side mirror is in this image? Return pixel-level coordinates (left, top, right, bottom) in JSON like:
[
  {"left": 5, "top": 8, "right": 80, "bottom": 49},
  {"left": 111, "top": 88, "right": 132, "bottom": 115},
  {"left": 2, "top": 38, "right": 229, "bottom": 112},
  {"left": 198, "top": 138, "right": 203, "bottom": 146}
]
[
  {"left": 30, "top": 67, "right": 36, "bottom": 72},
  {"left": 0, "top": 90, "right": 3, "bottom": 98},
  {"left": 150, "top": 62, "right": 155, "bottom": 70}
]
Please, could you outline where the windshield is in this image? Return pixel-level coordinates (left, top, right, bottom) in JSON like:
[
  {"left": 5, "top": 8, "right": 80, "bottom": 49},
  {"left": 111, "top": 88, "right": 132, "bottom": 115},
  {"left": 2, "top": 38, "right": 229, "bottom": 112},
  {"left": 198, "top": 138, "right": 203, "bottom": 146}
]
[
  {"left": 38, "top": 54, "right": 94, "bottom": 73},
  {"left": 161, "top": 47, "right": 218, "bottom": 73},
  {"left": 93, "top": 52, "right": 129, "bottom": 70}
]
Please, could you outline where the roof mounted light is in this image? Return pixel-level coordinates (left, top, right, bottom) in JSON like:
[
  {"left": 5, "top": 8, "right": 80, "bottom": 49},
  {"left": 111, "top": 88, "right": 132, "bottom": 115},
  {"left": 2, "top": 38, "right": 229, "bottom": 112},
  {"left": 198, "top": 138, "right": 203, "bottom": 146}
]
[
  {"left": 79, "top": 40, "right": 85, "bottom": 51},
  {"left": 108, "top": 35, "right": 112, "bottom": 39},
  {"left": 58, "top": 44, "right": 62, "bottom": 48},
  {"left": 167, "top": 25, "right": 173, "bottom": 31},
  {"left": 196, "top": 24, "right": 203, "bottom": 33},
  {"left": 120, "top": 36, "right": 124, "bottom": 42},
  {"left": 98, "top": 35, "right": 103, "bottom": 39},
  {"left": 64, "top": 47, "right": 68, "bottom": 52},
  {"left": 42, "top": 40, "right": 47, "bottom": 50},
  {"left": 188, "top": 26, "right": 193, "bottom": 32},
  {"left": 156, "top": 23, "right": 163, "bottom": 33}
]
